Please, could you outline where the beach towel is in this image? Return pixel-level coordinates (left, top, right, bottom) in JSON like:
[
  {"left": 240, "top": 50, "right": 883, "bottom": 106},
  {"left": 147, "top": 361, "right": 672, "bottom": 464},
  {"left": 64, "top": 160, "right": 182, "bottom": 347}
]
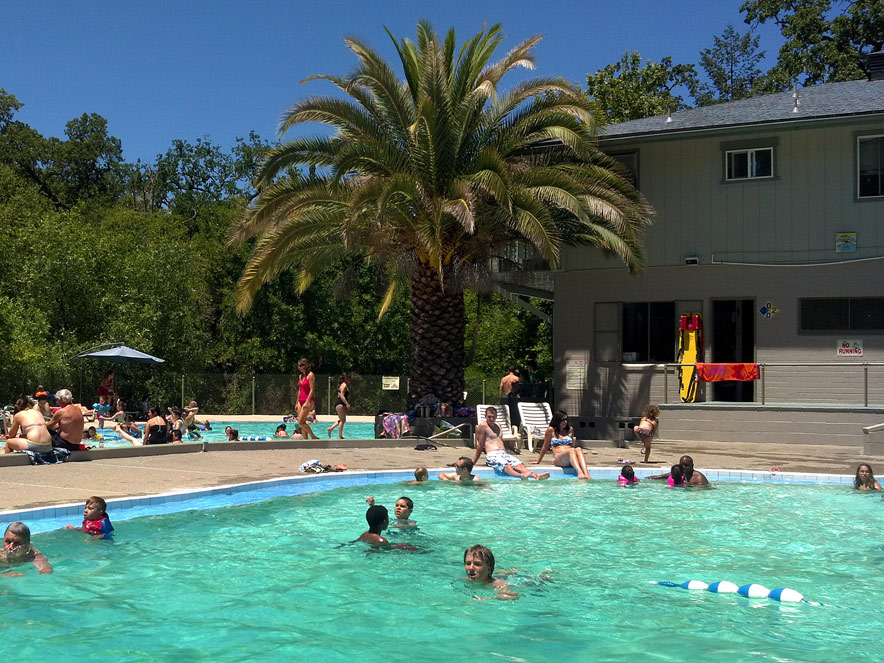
[{"left": 21, "top": 448, "right": 72, "bottom": 465}]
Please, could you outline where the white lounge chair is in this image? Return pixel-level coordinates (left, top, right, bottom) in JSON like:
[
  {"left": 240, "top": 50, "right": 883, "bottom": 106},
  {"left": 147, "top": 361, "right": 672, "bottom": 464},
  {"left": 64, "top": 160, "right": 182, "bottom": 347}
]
[
  {"left": 517, "top": 401, "right": 553, "bottom": 453},
  {"left": 475, "top": 403, "right": 521, "bottom": 453}
]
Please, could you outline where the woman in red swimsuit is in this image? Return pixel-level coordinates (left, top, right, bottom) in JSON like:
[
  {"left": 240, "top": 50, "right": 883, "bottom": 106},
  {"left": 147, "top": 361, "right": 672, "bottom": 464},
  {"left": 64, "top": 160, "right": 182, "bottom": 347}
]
[{"left": 296, "top": 358, "right": 319, "bottom": 440}]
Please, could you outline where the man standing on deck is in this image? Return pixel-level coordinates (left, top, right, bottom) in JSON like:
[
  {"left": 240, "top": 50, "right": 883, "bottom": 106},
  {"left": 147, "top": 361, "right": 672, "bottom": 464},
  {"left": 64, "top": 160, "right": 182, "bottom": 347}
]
[{"left": 47, "top": 389, "right": 85, "bottom": 451}]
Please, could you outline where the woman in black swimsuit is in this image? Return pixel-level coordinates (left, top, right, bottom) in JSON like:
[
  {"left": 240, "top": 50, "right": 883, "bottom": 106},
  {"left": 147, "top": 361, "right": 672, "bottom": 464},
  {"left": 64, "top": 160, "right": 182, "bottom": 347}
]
[
  {"left": 143, "top": 406, "right": 169, "bottom": 445},
  {"left": 327, "top": 374, "right": 351, "bottom": 439}
]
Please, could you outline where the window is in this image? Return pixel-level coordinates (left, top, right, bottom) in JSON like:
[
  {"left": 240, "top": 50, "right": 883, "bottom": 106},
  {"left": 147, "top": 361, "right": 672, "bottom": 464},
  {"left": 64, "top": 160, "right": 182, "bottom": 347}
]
[
  {"left": 800, "top": 297, "right": 884, "bottom": 332},
  {"left": 725, "top": 147, "right": 773, "bottom": 180},
  {"left": 609, "top": 152, "right": 638, "bottom": 188},
  {"left": 622, "top": 302, "right": 676, "bottom": 362},
  {"left": 858, "top": 135, "right": 884, "bottom": 198}
]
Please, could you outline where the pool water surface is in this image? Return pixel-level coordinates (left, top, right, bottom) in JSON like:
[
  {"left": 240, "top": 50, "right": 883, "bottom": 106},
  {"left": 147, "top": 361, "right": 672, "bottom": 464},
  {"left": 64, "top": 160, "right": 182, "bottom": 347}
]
[{"left": 4, "top": 479, "right": 884, "bottom": 661}]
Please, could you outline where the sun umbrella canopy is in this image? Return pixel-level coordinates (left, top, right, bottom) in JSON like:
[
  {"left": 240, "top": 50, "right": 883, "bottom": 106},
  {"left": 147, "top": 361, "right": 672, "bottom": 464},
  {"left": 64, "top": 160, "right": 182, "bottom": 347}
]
[{"left": 75, "top": 346, "right": 165, "bottom": 364}]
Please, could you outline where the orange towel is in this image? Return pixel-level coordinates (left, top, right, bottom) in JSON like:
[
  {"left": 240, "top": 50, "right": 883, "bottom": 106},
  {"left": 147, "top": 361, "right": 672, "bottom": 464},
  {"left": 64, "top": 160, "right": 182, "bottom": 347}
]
[{"left": 695, "top": 363, "right": 760, "bottom": 382}]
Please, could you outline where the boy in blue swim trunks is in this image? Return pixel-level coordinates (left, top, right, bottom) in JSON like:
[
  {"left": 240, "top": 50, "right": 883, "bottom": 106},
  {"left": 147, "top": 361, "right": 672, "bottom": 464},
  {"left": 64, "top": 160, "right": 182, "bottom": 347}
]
[{"left": 471, "top": 408, "right": 549, "bottom": 480}]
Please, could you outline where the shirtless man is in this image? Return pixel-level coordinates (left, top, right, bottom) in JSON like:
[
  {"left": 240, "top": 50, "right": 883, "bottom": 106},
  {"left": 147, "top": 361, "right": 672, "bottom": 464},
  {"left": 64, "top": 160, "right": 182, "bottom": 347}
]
[
  {"left": 647, "top": 455, "right": 709, "bottom": 486},
  {"left": 438, "top": 457, "right": 487, "bottom": 485},
  {"left": 46, "top": 388, "right": 85, "bottom": 451},
  {"left": 472, "top": 407, "right": 549, "bottom": 480},
  {"left": 499, "top": 366, "right": 520, "bottom": 399}
]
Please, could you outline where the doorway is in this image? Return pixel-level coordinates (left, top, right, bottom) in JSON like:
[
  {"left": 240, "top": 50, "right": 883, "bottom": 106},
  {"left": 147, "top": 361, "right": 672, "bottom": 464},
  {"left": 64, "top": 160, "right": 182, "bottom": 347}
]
[{"left": 711, "top": 299, "right": 755, "bottom": 402}]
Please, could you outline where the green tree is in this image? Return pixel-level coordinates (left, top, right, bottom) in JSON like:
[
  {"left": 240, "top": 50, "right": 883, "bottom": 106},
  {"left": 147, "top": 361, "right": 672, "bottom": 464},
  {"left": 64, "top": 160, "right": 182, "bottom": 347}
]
[
  {"left": 741, "top": 0, "right": 884, "bottom": 89},
  {"left": 585, "top": 51, "right": 699, "bottom": 124},
  {"left": 231, "top": 22, "right": 654, "bottom": 406},
  {"left": 0, "top": 93, "right": 124, "bottom": 210},
  {"left": 696, "top": 24, "right": 765, "bottom": 105}
]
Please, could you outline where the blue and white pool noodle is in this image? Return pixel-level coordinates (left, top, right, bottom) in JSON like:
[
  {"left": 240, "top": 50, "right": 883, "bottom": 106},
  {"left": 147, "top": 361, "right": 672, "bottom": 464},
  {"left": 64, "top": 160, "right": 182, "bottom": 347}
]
[{"left": 653, "top": 580, "right": 825, "bottom": 606}]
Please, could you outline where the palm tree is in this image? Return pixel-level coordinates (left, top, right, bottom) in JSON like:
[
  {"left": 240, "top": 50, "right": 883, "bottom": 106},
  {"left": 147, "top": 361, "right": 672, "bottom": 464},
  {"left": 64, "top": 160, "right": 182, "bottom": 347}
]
[{"left": 230, "top": 21, "right": 654, "bottom": 406}]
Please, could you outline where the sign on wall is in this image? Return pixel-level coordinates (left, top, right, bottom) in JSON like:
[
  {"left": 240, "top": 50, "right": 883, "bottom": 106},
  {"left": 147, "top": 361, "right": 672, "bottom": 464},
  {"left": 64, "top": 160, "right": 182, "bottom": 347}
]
[
  {"left": 758, "top": 301, "right": 779, "bottom": 318},
  {"left": 835, "top": 232, "right": 857, "bottom": 252},
  {"left": 837, "top": 339, "right": 863, "bottom": 357},
  {"left": 565, "top": 360, "right": 586, "bottom": 390},
  {"left": 381, "top": 376, "right": 400, "bottom": 390}
]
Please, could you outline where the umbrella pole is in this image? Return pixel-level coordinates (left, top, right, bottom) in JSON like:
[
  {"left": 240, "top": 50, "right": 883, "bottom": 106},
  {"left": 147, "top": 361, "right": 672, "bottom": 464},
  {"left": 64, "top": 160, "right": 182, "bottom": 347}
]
[{"left": 79, "top": 361, "right": 84, "bottom": 403}]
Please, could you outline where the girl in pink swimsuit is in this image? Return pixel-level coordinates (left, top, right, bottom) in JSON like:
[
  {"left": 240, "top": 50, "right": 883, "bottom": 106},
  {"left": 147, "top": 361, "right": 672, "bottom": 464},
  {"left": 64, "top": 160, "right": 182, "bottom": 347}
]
[{"left": 296, "top": 358, "right": 319, "bottom": 440}]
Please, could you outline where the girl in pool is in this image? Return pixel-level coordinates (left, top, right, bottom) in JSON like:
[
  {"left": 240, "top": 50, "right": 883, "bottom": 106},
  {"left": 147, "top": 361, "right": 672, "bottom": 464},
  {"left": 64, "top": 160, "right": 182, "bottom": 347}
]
[
  {"left": 668, "top": 463, "right": 685, "bottom": 487},
  {"left": 327, "top": 373, "right": 351, "bottom": 439},
  {"left": 618, "top": 465, "right": 639, "bottom": 485},
  {"left": 535, "top": 410, "right": 592, "bottom": 479},
  {"left": 296, "top": 358, "right": 319, "bottom": 440},
  {"left": 633, "top": 404, "right": 660, "bottom": 463},
  {"left": 854, "top": 463, "right": 882, "bottom": 491}
]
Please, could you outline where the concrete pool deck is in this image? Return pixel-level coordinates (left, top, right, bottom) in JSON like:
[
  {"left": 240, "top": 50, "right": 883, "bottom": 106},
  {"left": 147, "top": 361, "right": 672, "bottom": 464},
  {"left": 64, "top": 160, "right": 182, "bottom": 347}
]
[{"left": 2, "top": 435, "right": 883, "bottom": 511}]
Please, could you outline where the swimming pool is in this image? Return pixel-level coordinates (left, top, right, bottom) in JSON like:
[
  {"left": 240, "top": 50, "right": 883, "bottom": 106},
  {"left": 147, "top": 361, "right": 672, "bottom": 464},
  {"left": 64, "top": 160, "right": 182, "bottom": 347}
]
[
  {"left": 6, "top": 477, "right": 883, "bottom": 661},
  {"left": 70, "top": 420, "right": 382, "bottom": 448}
]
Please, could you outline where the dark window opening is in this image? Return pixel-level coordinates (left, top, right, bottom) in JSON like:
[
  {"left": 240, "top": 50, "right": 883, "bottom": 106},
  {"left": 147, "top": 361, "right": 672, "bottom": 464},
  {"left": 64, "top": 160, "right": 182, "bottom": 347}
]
[
  {"left": 622, "top": 302, "right": 676, "bottom": 362},
  {"left": 801, "top": 297, "right": 884, "bottom": 332}
]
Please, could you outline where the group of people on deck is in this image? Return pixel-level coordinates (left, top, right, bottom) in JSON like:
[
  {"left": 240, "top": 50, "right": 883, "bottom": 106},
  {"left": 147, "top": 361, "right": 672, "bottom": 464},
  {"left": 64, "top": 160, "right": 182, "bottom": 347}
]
[{"left": 467, "top": 405, "right": 708, "bottom": 486}]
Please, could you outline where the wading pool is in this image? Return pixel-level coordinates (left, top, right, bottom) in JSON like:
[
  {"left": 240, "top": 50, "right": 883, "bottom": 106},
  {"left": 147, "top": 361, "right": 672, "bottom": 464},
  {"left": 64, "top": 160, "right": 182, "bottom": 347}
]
[{"left": 5, "top": 477, "right": 883, "bottom": 662}]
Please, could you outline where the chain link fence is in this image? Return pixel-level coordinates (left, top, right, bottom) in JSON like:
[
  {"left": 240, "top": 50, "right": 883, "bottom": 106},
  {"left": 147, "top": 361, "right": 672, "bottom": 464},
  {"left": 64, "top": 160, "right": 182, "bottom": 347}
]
[{"left": 1, "top": 368, "right": 553, "bottom": 416}]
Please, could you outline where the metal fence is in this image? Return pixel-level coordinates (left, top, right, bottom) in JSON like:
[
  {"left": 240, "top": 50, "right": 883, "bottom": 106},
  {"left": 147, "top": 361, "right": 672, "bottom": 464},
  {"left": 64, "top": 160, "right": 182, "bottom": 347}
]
[
  {"left": 1, "top": 368, "right": 553, "bottom": 416},
  {"left": 662, "top": 362, "right": 884, "bottom": 407}
]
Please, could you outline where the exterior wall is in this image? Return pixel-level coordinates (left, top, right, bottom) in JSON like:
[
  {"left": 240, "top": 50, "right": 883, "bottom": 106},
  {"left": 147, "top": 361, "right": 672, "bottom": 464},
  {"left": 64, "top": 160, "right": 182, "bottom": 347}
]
[
  {"left": 553, "top": 262, "right": 884, "bottom": 420},
  {"left": 553, "top": 116, "right": 884, "bottom": 430},
  {"left": 563, "top": 118, "right": 884, "bottom": 271}
]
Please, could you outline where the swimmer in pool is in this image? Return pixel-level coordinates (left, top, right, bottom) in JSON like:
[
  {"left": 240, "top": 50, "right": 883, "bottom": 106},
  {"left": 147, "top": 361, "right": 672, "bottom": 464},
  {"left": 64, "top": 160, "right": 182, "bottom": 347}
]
[
  {"left": 438, "top": 457, "right": 487, "bottom": 485},
  {"left": 274, "top": 424, "right": 288, "bottom": 438},
  {"left": 391, "top": 497, "right": 417, "bottom": 528},
  {"left": 647, "top": 455, "right": 709, "bottom": 486},
  {"left": 463, "top": 545, "right": 517, "bottom": 600},
  {"left": 403, "top": 467, "right": 429, "bottom": 484},
  {"left": 855, "top": 463, "right": 882, "bottom": 491},
  {"left": 357, "top": 501, "right": 390, "bottom": 547},
  {"left": 1, "top": 522, "right": 52, "bottom": 575}
]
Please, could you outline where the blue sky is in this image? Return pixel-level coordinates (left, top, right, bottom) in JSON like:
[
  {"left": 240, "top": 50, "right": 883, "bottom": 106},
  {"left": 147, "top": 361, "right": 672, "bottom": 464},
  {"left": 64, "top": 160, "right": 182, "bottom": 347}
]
[{"left": 4, "top": 1, "right": 783, "bottom": 163}]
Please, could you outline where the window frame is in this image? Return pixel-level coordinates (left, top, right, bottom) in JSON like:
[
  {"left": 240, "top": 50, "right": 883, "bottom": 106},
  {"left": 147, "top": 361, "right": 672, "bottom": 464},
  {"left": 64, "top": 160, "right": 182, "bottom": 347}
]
[
  {"left": 856, "top": 133, "right": 884, "bottom": 199},
  {"left": 720, "top": 138, "right": 778, "bottom": 183},
  {"left": 608, "top": 150, "right": 639, "bottom": 189},
  {"left": 725, "top": 147, "right": 774, "bottom": 181}
]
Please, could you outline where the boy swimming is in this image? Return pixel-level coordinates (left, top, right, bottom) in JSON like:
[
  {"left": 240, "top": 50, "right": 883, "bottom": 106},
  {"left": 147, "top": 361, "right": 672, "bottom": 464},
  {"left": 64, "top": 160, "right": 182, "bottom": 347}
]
[
  {"left": 392, "top": 497, "right": 417, "bottom": 528},
  {"left": 463, "top": 545, "right": 516, "bottom": 600},
  {"left": 66, "top": 496, "right": 114, "bottom": 539}
]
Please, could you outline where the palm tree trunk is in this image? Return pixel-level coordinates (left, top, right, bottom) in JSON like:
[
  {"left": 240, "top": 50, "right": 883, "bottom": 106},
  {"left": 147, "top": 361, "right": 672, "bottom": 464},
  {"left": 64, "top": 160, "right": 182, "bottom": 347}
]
[{"left": 408, "top": 262, "right": 466, "bottom": 408}]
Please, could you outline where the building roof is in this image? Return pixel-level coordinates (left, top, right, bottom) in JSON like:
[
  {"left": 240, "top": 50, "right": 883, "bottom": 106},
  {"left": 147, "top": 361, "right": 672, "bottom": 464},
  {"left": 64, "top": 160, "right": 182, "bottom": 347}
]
[{"left": 599, "top": 79, "right": 884, "bottom": 140}]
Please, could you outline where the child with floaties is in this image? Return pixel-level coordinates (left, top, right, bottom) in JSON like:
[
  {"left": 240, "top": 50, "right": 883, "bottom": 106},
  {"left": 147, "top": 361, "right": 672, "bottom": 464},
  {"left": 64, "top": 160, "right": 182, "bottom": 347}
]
[
  {"left": 667, "top": 464, "right": 685, "bottom": 487},
  {"left": 66, "top": 496, "right": 114, "bottom": 539},
  {"left": 633, "top": 404, "right": 660, "bottom": 463},
  {"left": 618, "top": 465, "right": 639, "bottom": 486}
]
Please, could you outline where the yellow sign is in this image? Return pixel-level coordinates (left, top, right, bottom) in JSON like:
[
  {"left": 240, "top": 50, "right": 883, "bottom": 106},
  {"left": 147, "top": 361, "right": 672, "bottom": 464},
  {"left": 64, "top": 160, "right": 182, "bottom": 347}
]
[{"left": 381, "top": 376, "right": 400, "bottom": 390}]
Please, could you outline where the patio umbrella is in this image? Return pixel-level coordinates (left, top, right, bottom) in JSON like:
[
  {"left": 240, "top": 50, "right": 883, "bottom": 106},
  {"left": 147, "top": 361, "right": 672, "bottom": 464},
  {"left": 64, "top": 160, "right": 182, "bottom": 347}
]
[
  {"left": 76, "top": 346, "right": 165, "bottom": 364},
  {"left": 73, "top": 344, "right": 165, "bottom": 403}
]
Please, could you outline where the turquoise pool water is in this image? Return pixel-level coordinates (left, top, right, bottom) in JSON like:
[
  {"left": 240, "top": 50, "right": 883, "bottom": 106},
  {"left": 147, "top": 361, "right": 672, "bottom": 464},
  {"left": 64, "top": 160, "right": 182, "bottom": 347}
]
[
  {"left": 5, "top": 480, "right": 883, "bottom": 661},
  {"left": 75, "top": 420, "right": 381, "bottom": 448}
]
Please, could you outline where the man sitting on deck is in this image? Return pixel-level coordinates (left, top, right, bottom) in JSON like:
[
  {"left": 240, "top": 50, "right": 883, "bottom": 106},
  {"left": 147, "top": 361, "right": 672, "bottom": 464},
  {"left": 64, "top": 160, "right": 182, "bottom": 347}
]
[
  {"left": 472, "top": 407, "right": 549, "bottom": 480},
  {"left": 46, "top": 389, "right": 85, "bottom": 452}
]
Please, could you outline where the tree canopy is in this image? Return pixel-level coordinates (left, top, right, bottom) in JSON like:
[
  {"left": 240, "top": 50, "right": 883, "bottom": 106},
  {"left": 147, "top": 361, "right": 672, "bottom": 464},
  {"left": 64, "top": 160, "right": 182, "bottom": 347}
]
[
  {"left": 231, "top": 22, "right": 654, "bottom": 405},
  {"left": 585, "top": 51, "right": 699, "bottom": 124}
]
